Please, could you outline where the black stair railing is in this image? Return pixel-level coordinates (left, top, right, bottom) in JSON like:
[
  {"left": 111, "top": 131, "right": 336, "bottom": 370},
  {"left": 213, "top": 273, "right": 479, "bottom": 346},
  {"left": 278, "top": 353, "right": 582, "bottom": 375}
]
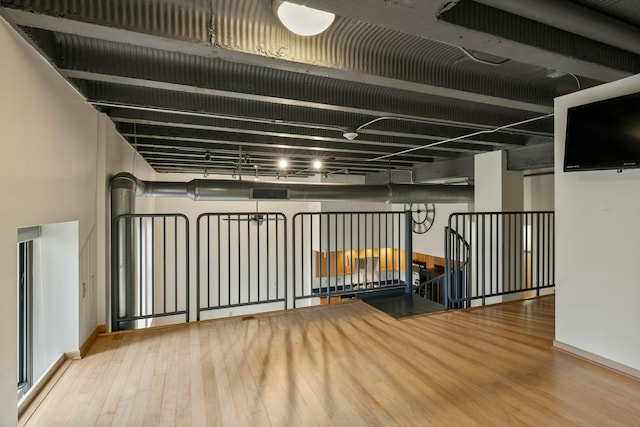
[{"left": 444, "top": 211, "right": 555, "bottom": 309}]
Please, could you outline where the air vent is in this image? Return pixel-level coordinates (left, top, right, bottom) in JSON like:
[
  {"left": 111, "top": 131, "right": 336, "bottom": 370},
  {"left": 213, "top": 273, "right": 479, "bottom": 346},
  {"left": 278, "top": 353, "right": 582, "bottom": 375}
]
[{"left": 251, "top": 188, "right": 289, "bottom": 199}]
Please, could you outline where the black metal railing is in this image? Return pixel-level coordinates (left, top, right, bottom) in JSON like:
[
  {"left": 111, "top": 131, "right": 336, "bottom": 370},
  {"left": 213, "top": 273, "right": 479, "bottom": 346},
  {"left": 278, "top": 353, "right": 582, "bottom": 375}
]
[
  {"left": 111, "top": 214, "right": 189, "bottom": 331},
  {"left": 196, "top": 212, "right": 287, "bottom": 319},
  {"left": 445, "top": 211, "right": 555, "bottom": 308},
  {"left": 414, "top": 273, "right": 445, "bottom": 305},
  {"left": 292, "top": 211, "right": 413, "bottom": 307}
]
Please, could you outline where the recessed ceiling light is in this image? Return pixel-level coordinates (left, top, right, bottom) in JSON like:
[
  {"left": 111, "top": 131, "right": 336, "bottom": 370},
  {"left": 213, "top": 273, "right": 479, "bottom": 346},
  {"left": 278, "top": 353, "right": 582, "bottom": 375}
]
[
  {"left": 313, "top": 160, "right": 322, "bottom": 169},
  {"left": 278, "top": 159, "right": 288, "bottom": 169},
  {"left": 273, "top": 1, "right": 335, "bottom": 36}
]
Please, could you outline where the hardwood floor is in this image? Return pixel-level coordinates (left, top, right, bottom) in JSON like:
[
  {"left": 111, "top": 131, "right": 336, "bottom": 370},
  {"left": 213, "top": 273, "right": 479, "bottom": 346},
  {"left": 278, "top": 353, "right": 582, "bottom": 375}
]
[{"left": 21, "top": 296, "right": 640, "bottom": 426}]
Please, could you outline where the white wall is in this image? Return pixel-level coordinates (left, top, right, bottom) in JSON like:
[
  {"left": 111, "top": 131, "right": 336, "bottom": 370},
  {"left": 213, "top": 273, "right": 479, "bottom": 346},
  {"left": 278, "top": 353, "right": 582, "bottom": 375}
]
[
  {"left": 32, "top": 222, "right": 79, "bottom": 386},
  {"left": 524, "top": 174, "right": 554, "bottom": 211},
  {"left": 411, "top": 203, "right": 468, "bottom": 258},
  {"left": 555, "top": 73, "right": 640, "bottom": 371},
  {"left": 0, "top": 16, "right": 157, "bottom": 425},
  {"left": 474, "top": 150, "right": 523, "bottom": 212},
  {"left": 0, "top": 17, "right": 95, "bottom": 425}
]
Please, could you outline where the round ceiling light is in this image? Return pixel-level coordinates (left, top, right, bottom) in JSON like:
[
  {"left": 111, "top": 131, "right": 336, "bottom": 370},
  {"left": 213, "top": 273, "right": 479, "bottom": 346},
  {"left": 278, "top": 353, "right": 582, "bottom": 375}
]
[
  {"left": 313, "top": 159, "right": 322, "bottom": 169},
  {"left": 273, "top": 1, "right": 335, "bottom": 36},
  {"left": 278, "top": 159, "right": 288, "bottom": 169}
]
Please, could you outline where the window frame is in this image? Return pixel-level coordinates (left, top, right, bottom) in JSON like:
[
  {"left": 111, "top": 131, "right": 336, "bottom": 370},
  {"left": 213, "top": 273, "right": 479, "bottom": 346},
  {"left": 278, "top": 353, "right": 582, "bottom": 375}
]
[{"left": 17, "top": 240, "right": 33, "bottom": 400}]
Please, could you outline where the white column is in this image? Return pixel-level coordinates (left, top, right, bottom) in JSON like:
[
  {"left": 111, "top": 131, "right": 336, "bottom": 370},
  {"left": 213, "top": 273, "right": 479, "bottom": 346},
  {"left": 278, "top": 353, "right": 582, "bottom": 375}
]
[
  {"left": 474, "top": 151, "right": 524, "bottom": 304},
  {"left": 474, "top": 150, "right": 523, "bottom": 212}
]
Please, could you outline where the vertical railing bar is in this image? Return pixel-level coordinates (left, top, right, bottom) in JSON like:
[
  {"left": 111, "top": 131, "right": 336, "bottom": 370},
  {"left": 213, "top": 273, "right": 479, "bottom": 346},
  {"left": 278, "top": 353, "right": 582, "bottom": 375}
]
[
  {"left": 489, "top": 214, "right": 494, "bottom": 296},
  {"left": 207, "top": 216, "right": 211, "bottom": 309},
  {"left": 217, "top": 216, "right": 221, "bottom": 309},
  {"left": 247, "top": 214, "right": 251, "bottom": 304},
  {"left": 174, "top": 217, "right": 178, "bottom": 313},
  {"left": 326, "top": 214, "right": 332, "bottom": 303},
  {"left": 513, "top": 213, "right": 517, "bottom": 293},
  {"left": 525, "top": 213, "right": 529, "bottom": 291},
  {"left": 546, "top": 213, "right": 550, "bottom": 287},
  {"left": 494, "top": 215, "right": 505, "bottom": 293},
  {"left": 494, "top": 214, "right": 499, "bottom": 296},
  {"left": 227, "top": 214, "right": 231, "bottom": 307},
  {"left": 391, "top": 213, "right": 394, "bottom": 284},
  {"left": 350, "top": 213, "right": 354, "bottom": 291},
  {"left": 334, "top": 214, "right": 338, "bottom": 295},
  {"left": 462, "top": 214, "right": 467, "bottom": 307},
  {"left": 536, "top": 213, "right": 541, "bottom": 294},
  {"left": 516, "top": 213, "right": 520, "bottom": 292},
  {"left": 444, "top": 223, "right": 449, "bottom": 309},
  {"left": 475, "top": 214, "right": 479, "bottom": 301},
  {"left": 283, "top": 214, "right": 288, "bottom": 309},
  {"left": 319, "top": 213, "right": 324, "bottom": 299},
  {"left": 397, "top": 213, "right": 401, "bottom": 286},
  {"left": 482, "top": 215, "right": 486, "bottom": 305},
  {"left": 503, "top": 213, "right": 513, "bottom": 292},
  {"left": 528, "top": 213, "right": 540, "bottom": 287},
  {"left": 163, "top": 217, "right": 167, "bottom": 314},
  {"left": 544, "top": 213, "right": 548, "bottom": 288},
  {"left": 342, "top": 213, "right": 346, "bottom": 289},
  {"left": 112, "top": 217, "right": 119, "bottom": 331},
  {"left": 385, "top": 213, "right": 389, "bottom": 284},
  {"left": 268, "top": 214, "right": 272, "bottom": 303},
  {"left": 536, "top": 213, "right": 547, "bottom": 296},
  {"left": 275, "top": 213, "right": 278, "bottom": 299},
  {"left": 310, "top": 214, "right": 313, "bottom": 300},
  {"left": 357, "top": 213, "right": 361, "bottom": 289},
  {"left": 138, "top": 217, "right": 144, "bottom": 317},
  {"left": 378, "top": 213, "right": 381, "bottom": 288},
  {"left": 196, "top": 216, "right": 201, "bottom": 321},
  {"left": 184, "top": 217, "right": 190, "bottom": 322},
  {"left": 364, "top": 213, "right": 368, "bottom": 286},
  {"left": 453, "top": 220, "right": 457, "bottom": 306},
  {"left": 258, "top": 214, "right": 261, "bottom": 303},
  {"left": 151, "top": 218, "right": 155, "bottom": 316},
  {"left": 453, "top": 215, "right": 457, "bottom": 305},
  {"left": 237, "top": 214, "right": 241, "bottom": 306}
]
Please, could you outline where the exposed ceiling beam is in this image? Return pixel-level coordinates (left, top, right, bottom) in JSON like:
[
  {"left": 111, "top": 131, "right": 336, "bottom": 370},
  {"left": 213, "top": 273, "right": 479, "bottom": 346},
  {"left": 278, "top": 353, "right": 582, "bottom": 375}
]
[
  {"left": 0, "top": 7, "right": 555, "bottom": 114},
  {"left": 112, "top": 116, "right": 525, "bottom": 149},
  {"left": 285, "top": 0, "right": 632, "bottom": 82},
  {"left": 64, "top": 69, "right": 550, "bottom": 137},
  {"left": 115, "top": 123, "right": 486, "bottom": 155},
  {"left": 133, "top": 145, "right": 414, "bottom": 166},
  {"left": 474, "top": 0, "right": 640, "bottom": 55},
  {"left": 123, "top": 135, "right": 449, "bottom": 161},
  {"left": 507, "top": 141, "right": 554, "bottom": 170},
  {"left": 413, "top": 157, "right": 475, "bottom": 183}
]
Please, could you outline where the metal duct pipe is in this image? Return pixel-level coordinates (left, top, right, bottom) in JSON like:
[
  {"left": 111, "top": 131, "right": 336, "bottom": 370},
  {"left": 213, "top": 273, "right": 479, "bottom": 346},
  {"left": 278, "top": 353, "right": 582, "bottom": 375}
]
[
  {"left": 110, "top": 173, "right": 137, "bottom": 331},
  {"left": 131, "top": 177, "right": 474, "bottom": 203},
  {"left": 473, "top": 0, "right": 640, "bottom": 55}
]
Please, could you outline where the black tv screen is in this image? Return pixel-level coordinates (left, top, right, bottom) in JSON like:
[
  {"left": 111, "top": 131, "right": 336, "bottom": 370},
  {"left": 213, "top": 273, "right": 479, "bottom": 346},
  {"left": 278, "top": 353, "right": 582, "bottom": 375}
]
[{"left": 564, "top": 91, "right": 640, "bottom": 172}]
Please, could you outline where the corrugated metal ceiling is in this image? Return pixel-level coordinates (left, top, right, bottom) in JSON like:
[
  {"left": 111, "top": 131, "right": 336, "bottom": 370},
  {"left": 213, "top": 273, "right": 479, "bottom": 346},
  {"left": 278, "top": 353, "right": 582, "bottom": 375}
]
[{"left": 1, "top": 0, "right": 637, "bottom": 178}]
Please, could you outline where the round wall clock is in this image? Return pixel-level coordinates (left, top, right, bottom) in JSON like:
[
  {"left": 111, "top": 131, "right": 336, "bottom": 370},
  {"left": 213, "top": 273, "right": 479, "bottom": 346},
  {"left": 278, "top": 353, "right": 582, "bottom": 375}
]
[{"left": 404, "top": 203, "right": 436, "bottom": 234}]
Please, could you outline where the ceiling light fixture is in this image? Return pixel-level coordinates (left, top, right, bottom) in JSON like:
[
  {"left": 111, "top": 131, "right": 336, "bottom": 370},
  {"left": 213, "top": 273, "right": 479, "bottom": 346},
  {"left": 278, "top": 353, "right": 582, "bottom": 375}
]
[
  {"left": 273, "top": 1, "right": 335, "bottom": 36},
  {"left": 342, "top": 129, "right": 359, "bottom": 140},
  {"left": 313, "top": 159, "right": 322, "bottom": 169},
  {"left": 278, "top": 159, "right": 288, "bottom": 169}
]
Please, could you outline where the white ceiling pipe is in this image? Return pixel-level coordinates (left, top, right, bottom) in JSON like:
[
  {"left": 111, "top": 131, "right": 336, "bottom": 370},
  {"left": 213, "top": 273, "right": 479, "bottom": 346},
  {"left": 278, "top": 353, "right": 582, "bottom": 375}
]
[{"left": 114, "top": 173, "right": 474, "bottom": 204}]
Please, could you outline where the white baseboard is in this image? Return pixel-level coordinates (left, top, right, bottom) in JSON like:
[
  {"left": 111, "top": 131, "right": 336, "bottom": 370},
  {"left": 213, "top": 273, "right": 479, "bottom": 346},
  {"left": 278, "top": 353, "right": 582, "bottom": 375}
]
[
  {"left": 18, "top": 354, "right": 66, "bottom": 418},
  {"left": 553, "top": 340, "right": 640, "bottom": 380}
]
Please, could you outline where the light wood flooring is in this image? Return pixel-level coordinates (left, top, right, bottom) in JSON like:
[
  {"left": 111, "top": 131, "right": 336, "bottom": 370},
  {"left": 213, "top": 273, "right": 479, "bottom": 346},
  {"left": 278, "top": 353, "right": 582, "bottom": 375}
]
[{"left": 20, "top": 296, "right": 640, "bottom": 426}]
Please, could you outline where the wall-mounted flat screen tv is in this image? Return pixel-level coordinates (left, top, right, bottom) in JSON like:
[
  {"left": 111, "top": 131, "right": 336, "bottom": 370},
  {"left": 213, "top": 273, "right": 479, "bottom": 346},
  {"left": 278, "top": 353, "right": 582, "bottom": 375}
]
[{"left": 564, "top": 91, "right": 640, "bottom": 172}]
